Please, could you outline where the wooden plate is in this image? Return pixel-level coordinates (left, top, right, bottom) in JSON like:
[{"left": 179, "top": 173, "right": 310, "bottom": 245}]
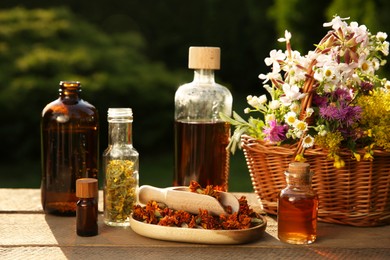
[{"left": 130, "top": 214, "right": 267, "bottom": 244}]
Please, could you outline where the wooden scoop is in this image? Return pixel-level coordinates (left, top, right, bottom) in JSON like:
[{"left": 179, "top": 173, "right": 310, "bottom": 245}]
[{"left": 138, "top": 185, "right": 239, "bottom": 215}]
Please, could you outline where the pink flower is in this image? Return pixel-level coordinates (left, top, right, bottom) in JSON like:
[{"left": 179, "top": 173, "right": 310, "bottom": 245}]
[{"left": 263, "top": 120, "right": 288, "bottom": 143}]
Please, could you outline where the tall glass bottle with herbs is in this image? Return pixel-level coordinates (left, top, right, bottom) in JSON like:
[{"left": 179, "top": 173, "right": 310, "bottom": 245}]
[
  {"left": 103, "top": 108, "right": 139, "bottom": 226},
  {"left": 278, "top": 162, "right": 318, "bottom": 244},
  {"left": 174, "top": 46, "right": 233, "bottom": 191},
  {"left": 41, "top": 81, "right": 99, "bottom": 216}
]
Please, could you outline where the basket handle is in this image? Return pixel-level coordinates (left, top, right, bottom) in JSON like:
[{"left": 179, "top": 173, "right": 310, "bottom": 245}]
[
  {"left": 293, "top": 31, "right": 337, "bottom": 159},
  {"left": 294, "top": 59, "right": 317, "bottom": 158}
]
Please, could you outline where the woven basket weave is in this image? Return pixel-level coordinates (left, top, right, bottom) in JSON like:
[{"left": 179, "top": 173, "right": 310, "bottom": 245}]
[{"left": 241, "top": 134, "right": 390, "bottom": 227}]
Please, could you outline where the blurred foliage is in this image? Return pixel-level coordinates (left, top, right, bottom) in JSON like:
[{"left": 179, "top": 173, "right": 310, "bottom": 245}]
[
  {"left": 0, "top": 7, "right": 187, "bottom": 162},
  {"left": 268, "top": 0, "right": 331, "bottom": 53},
  {"left": 0, "top": 1, "right": 390, "bottom": 174}
]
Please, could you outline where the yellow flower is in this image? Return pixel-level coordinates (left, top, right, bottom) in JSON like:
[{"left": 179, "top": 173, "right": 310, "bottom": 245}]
[
  {"left": 353, "top": 152, "right": 361, "bottom": 161},
  {"left": 333, "top": 155, "right": 345, "bottom": 168},
  {"left": 363, "top": 152, "right": 374, "bottom": 161},
  {"left": 366, "top": 129, "right": 373, "bottom": 137},
  {"left": 295, "top": 153, "right": 306, "bottom": 162}
]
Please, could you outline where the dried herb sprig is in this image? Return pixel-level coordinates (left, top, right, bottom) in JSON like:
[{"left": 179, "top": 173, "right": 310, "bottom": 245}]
[{"left": 104, "top": 159, "right": 137, "bottom": 222}]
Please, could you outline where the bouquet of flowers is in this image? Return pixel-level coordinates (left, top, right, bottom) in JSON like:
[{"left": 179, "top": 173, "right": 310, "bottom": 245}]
[{"left": 222, "top": 16, "right": 390, "bottom": 168}]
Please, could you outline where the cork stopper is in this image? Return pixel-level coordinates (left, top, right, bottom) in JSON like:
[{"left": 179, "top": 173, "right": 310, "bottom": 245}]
[
  {"left": 76, "top": 178, "right": 98, "bottom": 198},
  {"left": 188, "top": 46, "right": 220, "bottom": 70},
  {"left": 288, "top": 162, "right": 310, "bottom": 174}
]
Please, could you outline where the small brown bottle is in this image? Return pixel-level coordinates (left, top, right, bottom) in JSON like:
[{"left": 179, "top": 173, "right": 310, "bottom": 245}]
[
  {"left": 76, "top": 178, "right": 98, "bottom": 237},
  {"left": 41, "top": 81, "right": 99, "bottom": 216},
  {"left": 278, "top": 162, "right": 318, "bottom": 244}
]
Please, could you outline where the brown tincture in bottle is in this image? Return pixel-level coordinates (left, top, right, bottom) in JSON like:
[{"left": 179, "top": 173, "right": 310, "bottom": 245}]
[
  {"left": 174, "top": 47, "right": 233, "bottom": 191},
  {"left": 76, "top": 178, "right": 98, "bottom": 237},
  {"left": 278, "top": 162, "right": 318, "bottom": 244},
  {"left": 41, "top": 81, "right": 99, "bottom": 216}
]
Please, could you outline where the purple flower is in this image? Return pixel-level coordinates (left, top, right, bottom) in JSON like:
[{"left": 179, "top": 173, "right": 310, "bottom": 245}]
[
  {"left": 312, "top": 93, "right": 328, "bottom": 107},
  {"left": 263, "top": 120, "right": 288, "bottom": 143},
  {"left": 337, "top": 105, "right": 362, "bottom": 127},
  {"left": 319, "top": 105, "right": 339, "bottom": 121},
  {"left": 319, "top": 102, "right": 362, "bottom": 127},
  {"left": 333, "top": 88, "right": 352, "bottom": 102}
]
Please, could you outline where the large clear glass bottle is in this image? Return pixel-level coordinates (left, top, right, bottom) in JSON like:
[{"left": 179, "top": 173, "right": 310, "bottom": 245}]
[
  {"left": 41, "top": 81, "right": 99, "bottom": 216},
  {"left": 278, "top": 162, "right": 318, "bottom": 244},
  {"left": 174, "top": 46, "right": 233, "bottom": 191},
  {"left": 103, "top": 108, "right": 139, "bottom": 226}
]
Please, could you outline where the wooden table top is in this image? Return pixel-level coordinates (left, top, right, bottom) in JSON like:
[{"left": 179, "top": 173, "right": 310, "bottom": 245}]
[{"left": 0, "top": 188, "right": 389, "bottom": 259}]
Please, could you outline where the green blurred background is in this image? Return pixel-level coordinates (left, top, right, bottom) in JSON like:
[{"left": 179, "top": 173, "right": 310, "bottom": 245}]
[{"left": 1, "top": 0, "right": 389, "bottom": 191}]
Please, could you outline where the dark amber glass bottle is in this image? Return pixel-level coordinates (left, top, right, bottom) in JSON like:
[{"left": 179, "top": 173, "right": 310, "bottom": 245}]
[
  {"left": 278, "top": 162, "right": 318, "bottom": 244},
  {"left": 76, "top": 178, "right": 98, "bottom": 237},
  {"left": 41, "top": 81, "right": 99, "bottom": 216}
]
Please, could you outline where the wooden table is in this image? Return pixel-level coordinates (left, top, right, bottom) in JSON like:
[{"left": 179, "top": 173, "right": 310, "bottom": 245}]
[{"left": 0, "top": 189, "right": 389, "bottom": 259}]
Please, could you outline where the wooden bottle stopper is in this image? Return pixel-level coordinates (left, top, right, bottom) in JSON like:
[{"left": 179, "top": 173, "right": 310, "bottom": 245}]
[
  {"left": 188, "top": 46, "right": 221, "bottom": 70},
  {"left": 288, "top": 162, "right": 310, "bottom": 174},
  {"left": 76, "top": 178, "right": 98, "bottom": 198}
]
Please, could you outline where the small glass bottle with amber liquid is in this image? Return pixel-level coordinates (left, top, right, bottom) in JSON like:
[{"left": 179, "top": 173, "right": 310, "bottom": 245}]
[
  {"left": 278, "top": 162, "right": 318, "bottom": 244},
  {"left": 41, "top": 81, "right": 99, "bottom": 216},
  {"left": 174, "top": 47, "right": 233, "bottom": 191}
]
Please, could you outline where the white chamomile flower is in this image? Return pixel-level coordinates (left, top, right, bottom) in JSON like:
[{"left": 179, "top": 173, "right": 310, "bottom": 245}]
[
  {"left": 359, "top": 56, "right": 375, "bottom": 75},
  {"left": 294, "top": 120, "right": 308, "bottom": 132},
  {"left": 314, "top": 64, "right": 340, "bottom": 84},
  {"left": 323, "top": 65, "right": 339, "bottom": 81},
  {"left": 302, "top": 134, "right": 315, "bottom": 148},
  {"left": 284, "top": 112, "right": 297, "bottom": 126}
]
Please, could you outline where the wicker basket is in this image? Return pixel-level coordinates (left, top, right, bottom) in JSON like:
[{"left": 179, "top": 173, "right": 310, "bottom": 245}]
[{"left": 241, "top": 134, "right": 390, "bottom": 227}]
